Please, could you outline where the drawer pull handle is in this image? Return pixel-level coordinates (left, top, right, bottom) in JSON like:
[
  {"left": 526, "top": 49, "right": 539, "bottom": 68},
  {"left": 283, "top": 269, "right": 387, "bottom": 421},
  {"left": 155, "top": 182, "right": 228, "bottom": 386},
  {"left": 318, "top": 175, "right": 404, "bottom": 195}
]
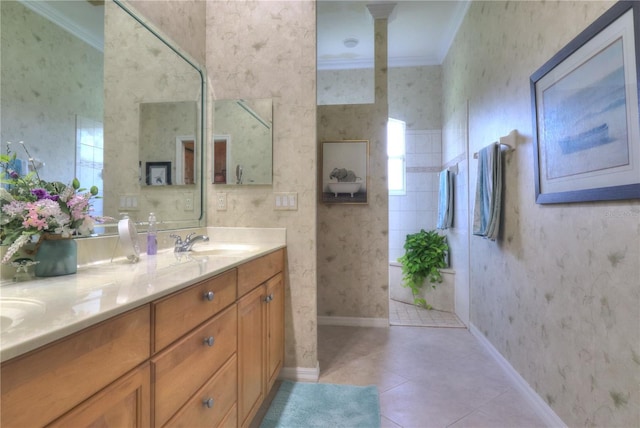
[
  {"left": 264, "top": 293, "right": 274, "bottom": 303},
  {"left": 203, "top": 336, "right": 215, "bottom": 347},
  {"left": 203, "top": 291, "right": 215, "bottom": 301},
  {"left": 203, "top": 398, "right": 214, "bottom": 409}
]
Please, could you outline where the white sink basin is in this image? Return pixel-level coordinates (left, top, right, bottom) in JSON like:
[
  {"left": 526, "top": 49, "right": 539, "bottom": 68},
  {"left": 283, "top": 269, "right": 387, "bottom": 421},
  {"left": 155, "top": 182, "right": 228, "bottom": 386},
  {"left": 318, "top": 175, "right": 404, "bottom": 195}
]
[
  {"left": 0, "top": 297, "right": 46, "bottom": 332},
  {"left": 190, "top": 242, "right": 259, "bottom": 256}
]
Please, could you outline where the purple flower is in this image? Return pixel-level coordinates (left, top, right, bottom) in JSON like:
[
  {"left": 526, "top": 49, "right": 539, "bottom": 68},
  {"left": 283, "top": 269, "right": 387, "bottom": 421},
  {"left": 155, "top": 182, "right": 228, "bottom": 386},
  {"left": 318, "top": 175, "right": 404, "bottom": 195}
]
[
  {"left": 31, "top": 188, "right": 59, "bottom": 201},
  {"left": 9, "top": 170, "right": 19, "bottom": 179}
]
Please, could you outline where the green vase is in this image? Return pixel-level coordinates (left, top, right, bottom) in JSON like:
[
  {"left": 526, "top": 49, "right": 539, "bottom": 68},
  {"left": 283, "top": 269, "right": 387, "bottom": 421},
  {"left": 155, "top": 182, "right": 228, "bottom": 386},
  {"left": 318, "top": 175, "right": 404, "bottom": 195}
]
[{"left": 35, "top": 236, "right": 77, "bottom": 277}]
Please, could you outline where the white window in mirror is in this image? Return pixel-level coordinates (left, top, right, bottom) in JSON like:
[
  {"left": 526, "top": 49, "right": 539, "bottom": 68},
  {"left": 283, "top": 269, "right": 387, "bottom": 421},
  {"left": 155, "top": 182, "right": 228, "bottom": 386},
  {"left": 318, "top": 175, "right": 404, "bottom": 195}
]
[
  {"left": 387, "top": 117, "right": 406, "bottom": 195},
  {"left": 75, "top": 116, "right": 104, "bottom": 217}
]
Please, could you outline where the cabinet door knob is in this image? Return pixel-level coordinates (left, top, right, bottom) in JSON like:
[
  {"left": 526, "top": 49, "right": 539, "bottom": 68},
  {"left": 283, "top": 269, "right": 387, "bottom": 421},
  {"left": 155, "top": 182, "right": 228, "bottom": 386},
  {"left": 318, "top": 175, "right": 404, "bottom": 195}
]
[
  {"left": 203, "top": 291, "right": 215, "bottom": 301},
  {"left": 203, "top": 336, "right": 215, "bottom": 347},
  {"left": 264, "top": 293, "right": 274, "bottom": 303},
  {"left": 203, "top": 398, "right": 214, "bottom": 409}
]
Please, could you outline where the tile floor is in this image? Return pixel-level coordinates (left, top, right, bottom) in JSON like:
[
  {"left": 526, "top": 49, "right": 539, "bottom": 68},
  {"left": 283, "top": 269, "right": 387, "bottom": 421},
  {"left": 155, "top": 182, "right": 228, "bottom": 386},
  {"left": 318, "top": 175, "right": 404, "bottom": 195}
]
[
  {"left": 317, "top": 325, "right": 549, "bottom": 428},
  {"left": 389, "top": 299, "right": 465, "bottom": 328}
]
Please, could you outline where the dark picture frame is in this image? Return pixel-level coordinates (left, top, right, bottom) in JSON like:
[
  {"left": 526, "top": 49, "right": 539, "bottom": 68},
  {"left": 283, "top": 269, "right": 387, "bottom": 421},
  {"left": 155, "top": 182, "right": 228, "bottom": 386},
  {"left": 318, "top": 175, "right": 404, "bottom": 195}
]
[
  {"left": 530, "top": 1, "right": 640, "bottom": 204},
  {"left": 320, "top": 140, "right": 369, "bottom": 204},
  {"left": 146, "top": 161, "right": 172, "bottom": 186}
]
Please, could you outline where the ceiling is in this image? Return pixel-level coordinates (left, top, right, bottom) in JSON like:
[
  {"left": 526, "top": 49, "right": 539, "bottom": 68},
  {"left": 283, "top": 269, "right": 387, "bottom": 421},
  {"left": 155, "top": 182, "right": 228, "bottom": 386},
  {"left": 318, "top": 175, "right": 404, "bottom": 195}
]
[
  {"left": 317, "top": 0, "right": 470, "bottom": 70},
  {"left": 24, "top": 0, "right": 469, "bottom": 70}
]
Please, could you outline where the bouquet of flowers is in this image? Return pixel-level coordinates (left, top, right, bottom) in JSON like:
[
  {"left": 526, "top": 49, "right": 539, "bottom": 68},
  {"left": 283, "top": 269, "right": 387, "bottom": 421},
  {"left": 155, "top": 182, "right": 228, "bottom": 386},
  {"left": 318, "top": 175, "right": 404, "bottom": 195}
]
[{"left": 1, "top": 141, "right": 104, "bottom": 265}]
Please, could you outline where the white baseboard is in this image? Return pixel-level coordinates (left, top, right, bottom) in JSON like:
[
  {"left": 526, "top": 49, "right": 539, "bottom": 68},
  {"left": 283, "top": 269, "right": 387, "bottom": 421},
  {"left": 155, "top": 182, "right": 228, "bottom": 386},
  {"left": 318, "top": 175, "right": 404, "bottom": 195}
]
[
  {"left": 469, "top": 324, "right": 567, "bottom": 428},
  {"left": 317, "top": 316, "right": 389, "bottom": 328},
  {"left": 279, "top": 362, "right": 320, "bottom": 382}
]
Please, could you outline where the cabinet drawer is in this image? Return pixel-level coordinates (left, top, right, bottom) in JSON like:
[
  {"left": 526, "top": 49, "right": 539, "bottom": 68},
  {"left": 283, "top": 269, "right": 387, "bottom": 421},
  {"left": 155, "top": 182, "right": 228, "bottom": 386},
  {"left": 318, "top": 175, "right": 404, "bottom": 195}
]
[
  {"left": 164, "top": 355, "right": 237, "bottom": 428},
  {"left": 0, "top": 305, "right": 150, "bottom": 428},
  {"left": 153, "top": 305, "right": 237, "bottom": 427},
  {"left": 154, "top": 269, "right": 237, "bottom": 352},
  {"left": 237, "top": 249, "right": 284, "bottom": 297}
]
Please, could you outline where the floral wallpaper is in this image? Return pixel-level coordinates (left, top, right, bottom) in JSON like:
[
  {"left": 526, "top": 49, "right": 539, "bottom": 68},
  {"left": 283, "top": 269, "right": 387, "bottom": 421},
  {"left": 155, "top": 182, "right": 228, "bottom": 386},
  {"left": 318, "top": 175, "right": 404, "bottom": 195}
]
[
  {"left": 442, "top": 1, "right": 639, "bottom": 426},
  {"left": 205, "top": 0, "right": 318, "bottom": 371},
  {"left": 318, "top": 65, "right": 442, "bottom": 131},
  {"left": 317, "top": 19, "right": 389, "bottom": 320},
  {"left": 129, "top": 0, "right": 206, "bottom": 66},
  {"left": 1, "top": 1, "right": 103, "bottom": 184},
  {"left": 317, "top": 68, "right": 375, "bottom": 105}
]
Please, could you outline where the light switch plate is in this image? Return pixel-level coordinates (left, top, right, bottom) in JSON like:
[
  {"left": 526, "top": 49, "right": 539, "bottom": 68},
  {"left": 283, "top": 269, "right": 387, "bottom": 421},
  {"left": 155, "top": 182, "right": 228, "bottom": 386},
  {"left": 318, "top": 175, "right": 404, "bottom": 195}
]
[
  {"left": 274, "top": 192, "right": 297, "bottom": 210},
  {"left": 118, "top": 194, "right": 139, "bottom": 211}
]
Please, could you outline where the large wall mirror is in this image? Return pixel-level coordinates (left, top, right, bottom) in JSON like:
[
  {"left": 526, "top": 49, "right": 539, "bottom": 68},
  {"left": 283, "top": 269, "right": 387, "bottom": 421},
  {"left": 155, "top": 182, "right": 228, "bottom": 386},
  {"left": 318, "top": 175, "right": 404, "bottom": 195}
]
[
  {"left": 213, "top": 98, "right": 273, "bottom": 185},
  {"left": 0, "top": 0, "right": 205, "bottom": 234}
]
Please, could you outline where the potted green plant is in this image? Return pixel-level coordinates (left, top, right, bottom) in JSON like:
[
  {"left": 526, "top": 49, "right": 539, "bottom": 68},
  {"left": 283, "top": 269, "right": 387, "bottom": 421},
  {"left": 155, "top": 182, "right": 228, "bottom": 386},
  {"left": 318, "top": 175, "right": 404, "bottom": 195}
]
[{"left": 397, "top": 229, "right": 449, "bottom": 309}]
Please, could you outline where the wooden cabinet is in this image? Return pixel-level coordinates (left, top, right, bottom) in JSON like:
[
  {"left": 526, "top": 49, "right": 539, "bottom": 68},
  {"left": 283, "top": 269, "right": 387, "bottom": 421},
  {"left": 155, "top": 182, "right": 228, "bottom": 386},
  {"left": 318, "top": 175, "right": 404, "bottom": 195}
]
[
  {"left": 49, "top": 363, "right": 151, "bottom": 428},
  {"left": 0, "top": 306, "right": 150, "bottom": 428},
  {"left": 265, "top": 272, "right": 285, "bottom": 392},
  {"left": 238, "top": 285, "right": 267, "bottom": 427},
  {"left": 0, "top": 248, "right": 285, "bottom": 428},
  {"left": 237, "top": 251, "right": 285, "bottom": 428}
]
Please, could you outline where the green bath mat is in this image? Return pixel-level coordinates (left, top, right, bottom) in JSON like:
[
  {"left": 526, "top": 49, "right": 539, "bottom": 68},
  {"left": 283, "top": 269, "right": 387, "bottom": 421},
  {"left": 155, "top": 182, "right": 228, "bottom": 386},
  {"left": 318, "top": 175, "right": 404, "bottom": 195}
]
[{"left": 259, "top": 381, "right": 381, "bottom": 428}]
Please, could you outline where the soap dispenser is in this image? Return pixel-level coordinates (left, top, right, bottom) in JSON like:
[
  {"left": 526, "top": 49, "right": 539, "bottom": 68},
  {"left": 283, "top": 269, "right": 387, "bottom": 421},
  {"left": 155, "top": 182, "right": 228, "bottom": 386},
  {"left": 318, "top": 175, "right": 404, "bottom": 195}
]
[{"left": 147, "top": 212, "right": 157, "bottom": 255}]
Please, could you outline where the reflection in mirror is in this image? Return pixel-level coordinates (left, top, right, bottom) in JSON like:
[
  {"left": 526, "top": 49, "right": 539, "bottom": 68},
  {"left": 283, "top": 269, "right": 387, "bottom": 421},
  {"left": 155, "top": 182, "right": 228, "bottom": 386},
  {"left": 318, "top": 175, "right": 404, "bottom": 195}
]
[
  {"left": 139, "top": 101, "right": 197, "bottom": 186},
  {"left": 105, "top": 1, "right": 204, "bottom": 228},
  {"left": 1, "top": 0, "right": 205, "bottom": 234},
  {"left": 213, "top": 98, "right": 273, "bottom": 185},
  {"left": 1, "top": 0, "right": 105, "bottom": 214}
]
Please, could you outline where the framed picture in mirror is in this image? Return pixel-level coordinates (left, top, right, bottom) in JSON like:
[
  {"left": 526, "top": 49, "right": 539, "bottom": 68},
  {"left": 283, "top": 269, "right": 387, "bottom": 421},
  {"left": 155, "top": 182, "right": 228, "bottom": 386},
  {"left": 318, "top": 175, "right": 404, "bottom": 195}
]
[{"left": 146, "top": 162, "right": 172, "bottom": 186}]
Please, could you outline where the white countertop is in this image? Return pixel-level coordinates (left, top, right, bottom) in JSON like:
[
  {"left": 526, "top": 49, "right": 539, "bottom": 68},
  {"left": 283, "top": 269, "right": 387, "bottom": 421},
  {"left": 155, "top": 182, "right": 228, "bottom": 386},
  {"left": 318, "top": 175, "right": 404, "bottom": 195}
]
[{"left": 0, "top": 227, "right": 285, "bottom": 362}]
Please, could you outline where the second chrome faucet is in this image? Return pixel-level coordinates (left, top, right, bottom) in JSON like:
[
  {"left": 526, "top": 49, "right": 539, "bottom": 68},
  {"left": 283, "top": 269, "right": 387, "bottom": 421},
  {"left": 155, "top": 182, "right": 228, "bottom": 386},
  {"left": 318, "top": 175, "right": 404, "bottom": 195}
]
[{"left": 170, "top": 233, "right": 210, "bottom": 252}]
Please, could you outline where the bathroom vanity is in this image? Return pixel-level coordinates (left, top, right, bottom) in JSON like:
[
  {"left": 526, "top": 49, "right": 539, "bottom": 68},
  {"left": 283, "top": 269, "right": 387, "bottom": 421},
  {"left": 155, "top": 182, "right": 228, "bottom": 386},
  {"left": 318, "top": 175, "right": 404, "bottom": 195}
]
[{"left": 0, "top": 236, "right": 285, "bottom": 428}]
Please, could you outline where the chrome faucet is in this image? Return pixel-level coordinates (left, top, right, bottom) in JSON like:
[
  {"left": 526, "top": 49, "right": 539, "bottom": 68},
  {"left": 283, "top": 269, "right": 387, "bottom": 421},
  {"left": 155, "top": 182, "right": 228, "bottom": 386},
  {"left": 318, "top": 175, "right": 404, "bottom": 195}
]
[{"left": 170, "top": 233, "right": 210, "bottom": 252}]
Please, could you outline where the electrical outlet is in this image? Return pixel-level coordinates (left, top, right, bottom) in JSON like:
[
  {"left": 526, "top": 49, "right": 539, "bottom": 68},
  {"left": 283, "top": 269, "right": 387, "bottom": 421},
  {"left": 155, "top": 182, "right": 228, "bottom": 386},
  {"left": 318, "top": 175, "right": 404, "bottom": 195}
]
[
  {"left": 184, "top": 192, "right": 194, "bottom": 211},
  {"left": 216, "top": 192, "right": 227, "bottom": 210}
]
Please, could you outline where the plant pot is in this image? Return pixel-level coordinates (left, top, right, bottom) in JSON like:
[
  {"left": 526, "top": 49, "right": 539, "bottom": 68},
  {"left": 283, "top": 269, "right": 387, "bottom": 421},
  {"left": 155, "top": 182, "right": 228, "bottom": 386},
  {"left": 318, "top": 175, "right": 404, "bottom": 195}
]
[{"left": 34, "top": 235, "right": 77, "bottom": 277}]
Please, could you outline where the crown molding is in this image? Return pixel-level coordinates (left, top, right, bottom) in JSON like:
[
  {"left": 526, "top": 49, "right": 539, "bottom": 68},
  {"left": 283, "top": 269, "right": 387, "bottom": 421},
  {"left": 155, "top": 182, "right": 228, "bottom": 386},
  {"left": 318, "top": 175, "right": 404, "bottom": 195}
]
[
  {"left": 317, "top": 53, "right": 441, "bottom": 71},
  {"left": 19, "top": 0, "right": 104, "bottom": 52}
]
